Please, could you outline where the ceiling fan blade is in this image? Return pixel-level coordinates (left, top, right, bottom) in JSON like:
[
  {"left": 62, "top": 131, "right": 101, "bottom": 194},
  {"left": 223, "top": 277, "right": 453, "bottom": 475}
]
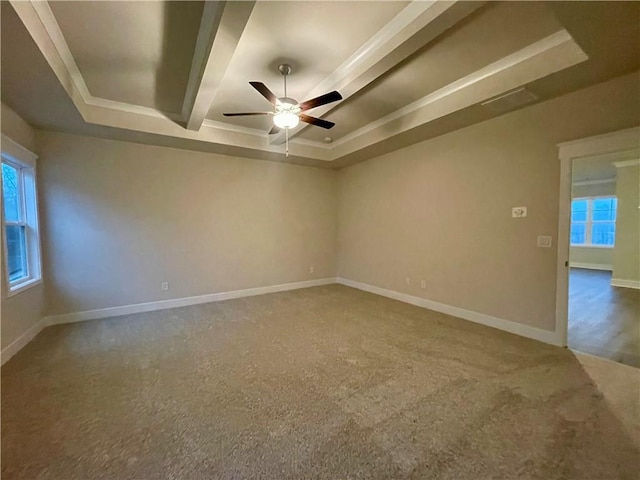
[
  {"left": 249, "top": 81, "right": 278, "bottom": 105},
  {"left": 222, "top": 112, "right": 271, "bottom": 117},
  {"left": 298, "top": 91, "right": 342, "bottom": 111},
  {"left": 268, "top": 125, "right": 281, "bottom": 135},
  {"left": 299, "top": 114, "right": 335, "bottom": 129}
]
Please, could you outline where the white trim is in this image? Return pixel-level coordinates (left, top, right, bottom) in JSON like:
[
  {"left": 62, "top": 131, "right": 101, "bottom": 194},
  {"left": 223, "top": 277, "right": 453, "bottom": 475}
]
[
  {"left": 6, "top": 278, "right": 43, "bottom": 297},
  {"left": 45, "top": 278, "right": 336, "bottom": 326},
  {"left": 202, "top": 119, "right": 269, "bottom": 137},
  {"left": 336, "top": 277, "right": 562, "bottom": 346},
  {"left": 29, "top": 0, "right": 92, "bottom": 102},
  {"left": 1, "top": 316, "right": 48, "bottom": 365},
  {"left": 330, "top": 29, "right": 587, "bottom": 157},
  {"left": 201, "top": 121, "right": 333, "bottom": 150},
  {"left": 569, "top": 262, "right": 612, "bottom": 271},
  {"left": 1, "top": 136, "right": 43, "bottom": 298},
  {"left": 572, "top": 178, "right": 616, "bottom": 187},
  {"left": 19, "top": 1, "right": 184, "bottom": 124},
  {"left": 556, "top": 126, "right": 640, "bottom": 348},
  {"left": 613, "top": 159, "right": 640, "bottom": 168},
  {"left": 184, "top": 1, "right": 255, "bottom": 131},
  {"left": 558, "top": 127, "right": 640, "bottom": 161},
  {"left": 0, "top": 134, "right": 37, "bottom": 167},
  {"left": 271, "top": 0, "right": 484, "bottom": 146},
  {"left": 333, "top": 30, "right": 582, "bottom": 147},
  {"left": 86, "top": 97, "right": 183, "bottom": 122},
  {"left": 182, "top": 0, "right": 226, "bottom": 125},
  {"left": 290, "top": 137, "right": 333, "bottom": 150},
  {"left": 9, "top": 0, "right": 592, "bottom": 165},
  {"left": 610, "top": 278, "right": 640, "bottom": 290}
]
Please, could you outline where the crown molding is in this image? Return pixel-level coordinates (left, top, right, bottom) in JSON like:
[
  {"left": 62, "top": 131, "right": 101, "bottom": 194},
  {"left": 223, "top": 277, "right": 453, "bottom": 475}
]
[
  {"left": 183, "top": 1, "right": 255, "bottom": 131},
  {"left": 613, "top": 159, "right": 640, "bottom": 168},
  {"left": 86, "top": 96, "right": 183, "bottom": 122},
  {"left": 572, "top": 178, "right": 616, "bottom": 186},
  {"left": 289, "top": 137, "right": 332, "bottom": 150},
  {"left": 270, "top": 0, "right": 487, "bottom": 146},
  {"left": 29, "top": 0, "right": 92, "bottom": 102},
  {"left": 201, "top": 119, "right": 267, "bottom": 137},
  {"left": 558, "top": 127, "right": 640, "bottom": 162},
  {"left": 8, "top": 1, "right": 596, "bottom": 165},
  {"left": 330, "top": 29, "right": 588, "bottom": 158}
]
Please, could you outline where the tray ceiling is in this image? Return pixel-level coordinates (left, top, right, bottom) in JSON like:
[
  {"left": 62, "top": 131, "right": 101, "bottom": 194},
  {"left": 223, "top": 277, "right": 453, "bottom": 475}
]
[
  {"left": 49, "top": 1, "right": 204, "bottom": 115},
  {"left": 2, "top": 1, "right": 639, "bottom": 167}
]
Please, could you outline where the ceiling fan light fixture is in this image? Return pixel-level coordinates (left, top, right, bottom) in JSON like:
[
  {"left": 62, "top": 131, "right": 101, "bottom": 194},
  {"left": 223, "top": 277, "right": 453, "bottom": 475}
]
[{"left": 273, "top": 111, "right": 299, "bottom": 129}]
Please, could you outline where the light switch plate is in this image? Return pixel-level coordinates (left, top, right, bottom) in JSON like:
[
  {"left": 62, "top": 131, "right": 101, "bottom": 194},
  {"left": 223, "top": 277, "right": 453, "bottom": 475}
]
[
  {"left": 537, "top": 236, "right": 552, "bottom": 248},
  {"left": 512, "top": 207, "right": 527, "bottom": 218}
]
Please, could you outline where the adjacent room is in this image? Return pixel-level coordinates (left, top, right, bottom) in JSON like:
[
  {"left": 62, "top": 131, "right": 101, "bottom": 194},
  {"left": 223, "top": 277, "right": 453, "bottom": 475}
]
[
  {"left": 568, "top": 155, "right": 640, "bottom": 367},
  {"left": 2, "top": 1, "right": 639, "bottom": 479}
]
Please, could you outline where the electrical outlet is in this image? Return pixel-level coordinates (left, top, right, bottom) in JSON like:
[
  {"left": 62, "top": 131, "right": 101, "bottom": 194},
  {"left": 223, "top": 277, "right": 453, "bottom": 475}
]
[
  {"left": 405, "top": 277, "right": 411, "bottom": 286},
  {"left": 309, "top": 265, "right": 314, "bottom": 274},
  {"left": 421, "top": 280, "right": 426, "bottom": 289},
  {"left": 161, "top": 282, "right": 169, "bottom": 291}
]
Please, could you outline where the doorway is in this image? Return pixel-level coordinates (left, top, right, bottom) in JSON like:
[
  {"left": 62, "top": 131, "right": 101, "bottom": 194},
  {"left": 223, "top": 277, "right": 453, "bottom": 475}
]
[{"left": 556, "top": 127, "right": 640, "bottom": 367}]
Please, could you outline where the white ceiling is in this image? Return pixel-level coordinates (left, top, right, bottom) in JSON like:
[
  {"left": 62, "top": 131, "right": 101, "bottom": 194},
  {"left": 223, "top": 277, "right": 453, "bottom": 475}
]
[{"left": 2, "top": 1, "right": 639, "bottom": 168}]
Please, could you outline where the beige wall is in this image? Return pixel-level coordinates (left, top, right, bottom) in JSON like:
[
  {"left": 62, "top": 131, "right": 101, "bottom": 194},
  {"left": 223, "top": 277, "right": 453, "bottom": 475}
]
[
  {"left": 1, "top": 103, "right": 45, "bottom": 350},
  {"left": 570, "top": 247, "right": 613, "bottom": 270},
  {"left": 338, "top": 72, "right": 639, "bottom": 332},
  {"left": 38, "top": 131, "right": 338, "bottom": 315},
  {"left": 612, "top": 164, "right": 640, "bottom": 284}
]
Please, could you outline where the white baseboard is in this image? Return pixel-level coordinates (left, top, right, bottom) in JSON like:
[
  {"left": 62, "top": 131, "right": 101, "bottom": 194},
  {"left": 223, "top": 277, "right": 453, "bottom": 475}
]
[
  {"left": 5, "top": 276, "right": 563, "bottom": 365},
  {"left": 45, "top": 277, "right": 336, "bottom": 326},
  {"left": 336, "top": 277, "right": 562, "bottom": 346},
  {"left": 611, "top": 278, "right": 640, "bottom": 290},
  {"left": 1, "top": 316, "right": 48, "bottom": 366},
  {"left": 569, "top": 262, "right": 612, "bottom": 271}
]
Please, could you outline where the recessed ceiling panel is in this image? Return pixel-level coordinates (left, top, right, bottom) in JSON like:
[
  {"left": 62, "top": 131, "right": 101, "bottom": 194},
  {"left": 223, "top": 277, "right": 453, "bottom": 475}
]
[
  {"left": 299, "top": 1, "right": 565, "bottom": 143},
  {"left": 49, "top": 0, "right": 204, "bottom": 114},
  {"left": 206, "top": 1, "right": 409, "bottom": 133}
]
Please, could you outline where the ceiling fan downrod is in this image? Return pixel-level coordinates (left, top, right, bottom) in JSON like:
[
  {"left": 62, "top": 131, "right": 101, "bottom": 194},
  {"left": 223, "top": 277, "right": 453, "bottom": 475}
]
[
  {"left": 279, "top": 64, "right": 293, "bottom": 157},
  {"left": 222, "top": 62, "right": 343, "bottom": 158}
]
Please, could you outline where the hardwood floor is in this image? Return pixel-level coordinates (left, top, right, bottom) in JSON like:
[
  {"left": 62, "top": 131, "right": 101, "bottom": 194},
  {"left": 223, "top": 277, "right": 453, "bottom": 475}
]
[{"left": 569, "top": 268, "right": 640, "bottom": 368}]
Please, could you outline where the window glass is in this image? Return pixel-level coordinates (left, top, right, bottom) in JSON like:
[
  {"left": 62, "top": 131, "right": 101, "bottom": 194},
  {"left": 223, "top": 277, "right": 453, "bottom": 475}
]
[
  {"left": 571, "top": 209, "right": 588, "bottom": 222},
  {"left": 5, "top": 224, "right": 27, "bottom": 281},
  {"left": 570, "top": 223, "right": 586, "bottom": 244},
  {"left": 2, "top": 151, "right": 41, "bottom": 292},
  {"left": 591, "top": 222, "right": 615, "bottom": 246},
  {"left": 570, "top": 196, "right": 617, "bottom": 246},
  {"left": 2, "top": 163, "right": 20, "bottom": 222},
  {"left": 572, "top": 199, "right": 588, "bottom": 212}
]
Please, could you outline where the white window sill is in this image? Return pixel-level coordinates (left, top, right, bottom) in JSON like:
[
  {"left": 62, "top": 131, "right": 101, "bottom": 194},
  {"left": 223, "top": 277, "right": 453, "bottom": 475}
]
[
  {"left": 7, "top": 278, "right": 42, "bottom": 298},
  {"left": 570, "top": 244, "right": 614, "bottom": 249}
]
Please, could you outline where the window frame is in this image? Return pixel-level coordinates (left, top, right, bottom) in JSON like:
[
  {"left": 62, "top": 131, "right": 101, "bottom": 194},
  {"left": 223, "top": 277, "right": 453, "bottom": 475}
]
[
  {"left": 1, "top": 134, "right": 42, "bottom": 297},
  {"left": 570, "top": 195, "right": 617, "bottom": 248}
]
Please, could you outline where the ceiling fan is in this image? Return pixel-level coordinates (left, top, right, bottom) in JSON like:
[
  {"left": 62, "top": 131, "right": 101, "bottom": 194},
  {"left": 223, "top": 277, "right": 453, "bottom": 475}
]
[{"left": 223, "top": 64, "right": 342, "bottom": 156}]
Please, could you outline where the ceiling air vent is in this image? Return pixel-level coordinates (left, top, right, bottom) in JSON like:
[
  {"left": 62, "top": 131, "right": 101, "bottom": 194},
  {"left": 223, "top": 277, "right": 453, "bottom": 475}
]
[{"left": 481, "top": 87, "right": 538, "bottom": 114}]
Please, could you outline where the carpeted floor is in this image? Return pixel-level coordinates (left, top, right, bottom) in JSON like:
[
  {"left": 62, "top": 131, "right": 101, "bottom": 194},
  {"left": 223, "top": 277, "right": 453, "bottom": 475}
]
[{"left": 2, "top": 284, "right": 639, "bottom": 479}]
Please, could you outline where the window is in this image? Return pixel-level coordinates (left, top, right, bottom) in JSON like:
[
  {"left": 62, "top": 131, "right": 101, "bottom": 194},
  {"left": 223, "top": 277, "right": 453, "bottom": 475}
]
[
  {"left": 1, "top": 136, "right": 41, "bottom": 295},
  {"left": 570, "top": 196, "right": 617, "bottom": 247}
]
